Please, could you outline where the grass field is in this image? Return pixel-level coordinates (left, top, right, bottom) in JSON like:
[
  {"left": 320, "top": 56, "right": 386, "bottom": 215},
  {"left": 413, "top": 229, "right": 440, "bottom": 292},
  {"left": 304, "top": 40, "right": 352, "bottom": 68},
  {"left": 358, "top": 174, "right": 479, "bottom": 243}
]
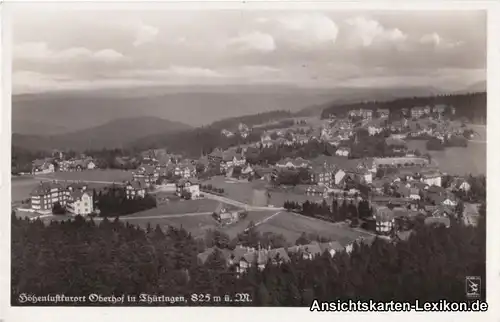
[
  {"left": 124, "top": 199, "right": 220, "bottom": 217},
  {"left": 35, "top": 169, "right": 134, "bottom": 182},
  {"left": 201, "top": 176, "right": 266, "bottom": 204},
  {"left": 255, "top": 211, "right": 372, "bottom": 245},
  {"left": 201, "top": 176, "right": 325, "bottom": 207}
]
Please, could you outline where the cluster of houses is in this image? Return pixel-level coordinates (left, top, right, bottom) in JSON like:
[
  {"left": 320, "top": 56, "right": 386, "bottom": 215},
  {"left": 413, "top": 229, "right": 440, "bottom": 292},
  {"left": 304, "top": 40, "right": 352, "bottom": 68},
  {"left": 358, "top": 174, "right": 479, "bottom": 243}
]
[
  {"left": 57, "top": 158, "right": 96, "bottom": 172},
  {"left": 31, "top": 155, "right": 97, "bottom": 175},
  {"left": 29, "top": 181, "right": 94, "bottom": 215},
  {"left": 197, "top": 235, "right": 375, "bottom": 275},
  {"left": 221, "top": 123, "right": 252, "bottom": 139}
]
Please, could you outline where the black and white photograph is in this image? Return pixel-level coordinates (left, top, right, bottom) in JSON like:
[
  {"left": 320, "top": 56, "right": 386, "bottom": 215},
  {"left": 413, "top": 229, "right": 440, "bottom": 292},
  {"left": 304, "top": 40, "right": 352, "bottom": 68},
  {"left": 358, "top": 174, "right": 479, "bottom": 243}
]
[{"left": 4, "top": 1, "right": 496, "bottom": 318}]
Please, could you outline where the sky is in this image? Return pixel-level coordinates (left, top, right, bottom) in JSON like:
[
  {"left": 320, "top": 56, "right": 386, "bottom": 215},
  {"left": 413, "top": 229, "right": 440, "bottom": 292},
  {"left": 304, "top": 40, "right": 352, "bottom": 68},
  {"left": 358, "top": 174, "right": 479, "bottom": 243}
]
[{"left": 11, "top": 8, "right": 486, "bottom": 94}]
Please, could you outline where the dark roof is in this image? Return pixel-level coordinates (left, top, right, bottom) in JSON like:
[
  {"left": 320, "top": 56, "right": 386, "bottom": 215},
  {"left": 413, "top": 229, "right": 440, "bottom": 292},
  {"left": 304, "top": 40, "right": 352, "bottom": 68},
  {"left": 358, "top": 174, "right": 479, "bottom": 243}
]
[
  {"left": 30, "top": 182, "right": 64, "bottom": 196},
  {"left": 288, "top": 243, "right": 322, "bottom": 256},
  {"left": 127, "top": 180, "right": 145, "bottom": 190},
  {"left": 424, "top": 216, "right": 451, "bottom": 228}
]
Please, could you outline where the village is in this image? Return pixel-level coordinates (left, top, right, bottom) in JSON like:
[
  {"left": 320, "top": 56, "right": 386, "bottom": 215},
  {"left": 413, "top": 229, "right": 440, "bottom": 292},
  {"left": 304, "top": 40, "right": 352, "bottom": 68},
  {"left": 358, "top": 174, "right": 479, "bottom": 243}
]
[{"left": 14, "top": 103, "right": 485, "bottom": 274}]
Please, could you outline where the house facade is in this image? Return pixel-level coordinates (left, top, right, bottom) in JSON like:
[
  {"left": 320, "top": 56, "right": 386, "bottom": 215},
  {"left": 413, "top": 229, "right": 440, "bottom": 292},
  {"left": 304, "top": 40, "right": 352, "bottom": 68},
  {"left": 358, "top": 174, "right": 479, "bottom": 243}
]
[
  {"left": 30, "top": 181, "right": 67, "bottom": 211},
  {"left": 375, "top": 207, "right": 395, "bottom": 235},
  {"left": 66, "top": 191, "right": 93, "bottom": 216},
  {"left": 335, "top": 147, "right": 351, "bottom": 157},
  {"left": 421, "top": 172, "right": 442, "bottom": 187},
  {"left": 176, "top": 178, "right": 201, "bottom": 199},
  {"left": 133, "top": 164, "right": 159, "bottom": 186},
  {"left": 377, "top": 108, "right": 390, "bottom": 119},
  {"left": 32, "top": 159, "right": 55, "bottom": 175},
  {"left": 126, "top": 181, "right": 146, "bottom": 199},
  {"left": 310, "top": 164, "right": 335, "bottom": 187},
  {"left": 173, "top": 163, "right": 197, "bottom": 179}
]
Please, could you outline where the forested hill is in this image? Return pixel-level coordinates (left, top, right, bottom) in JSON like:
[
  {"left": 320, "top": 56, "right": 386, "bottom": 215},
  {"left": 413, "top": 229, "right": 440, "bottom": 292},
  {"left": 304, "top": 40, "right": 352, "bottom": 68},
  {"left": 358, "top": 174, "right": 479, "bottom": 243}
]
[
  {"left": 130, "top": 110, "right": 293, "bottom": 157},
  {"left": 11, "top": 212, "right": 485, "bottom": 306},
  {"left": 320, "top": 92, "right": 486, "bottom": 124},
  {"left": 209, "top": 110, "right": 292, "bottom": 130}
]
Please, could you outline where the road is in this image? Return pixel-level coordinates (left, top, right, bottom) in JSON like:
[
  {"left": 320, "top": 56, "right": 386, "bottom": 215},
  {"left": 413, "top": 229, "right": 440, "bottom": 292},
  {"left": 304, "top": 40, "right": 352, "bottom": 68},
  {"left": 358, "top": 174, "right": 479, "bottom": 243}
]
[{"left": 244, "top": 211, "right": 283, "bottom": 232}]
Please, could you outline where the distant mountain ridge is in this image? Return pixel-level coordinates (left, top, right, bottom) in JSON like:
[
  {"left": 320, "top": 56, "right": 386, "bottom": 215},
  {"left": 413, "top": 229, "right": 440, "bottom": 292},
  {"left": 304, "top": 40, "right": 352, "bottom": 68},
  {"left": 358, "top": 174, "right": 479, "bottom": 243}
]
[
  {"left": 12, "top": 84, "right": 467, "bottom": 152},
  {"left": 12, "top": 84, "right": 451, "bottom": 133},
  {"left": 12, "top": 116, "right": 191, "bottom": 151}
]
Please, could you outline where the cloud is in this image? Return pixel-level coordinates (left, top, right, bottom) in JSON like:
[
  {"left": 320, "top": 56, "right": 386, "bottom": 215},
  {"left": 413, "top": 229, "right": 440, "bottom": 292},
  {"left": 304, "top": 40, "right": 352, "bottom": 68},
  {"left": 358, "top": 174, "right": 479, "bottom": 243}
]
[
  {"left": 133, "top": 22, "right": 159, "bottom": 47},
  {"left": 260, "top": 13, "right": 338, "bottom": 48},
  {"left": 419, "top": 32, "right": 464, "bottom": 49},
  {"left": 226, "top": 32, "right": 276, "bottom": 53},
  {"left": 13, "top": 42, "right": 127, "bottom": 63},
  {"left": 345, "top": 16, "right": 407, "bottom": 47},
  {"left": 420, "top": 32, "right": 441, "bottom": 46}
]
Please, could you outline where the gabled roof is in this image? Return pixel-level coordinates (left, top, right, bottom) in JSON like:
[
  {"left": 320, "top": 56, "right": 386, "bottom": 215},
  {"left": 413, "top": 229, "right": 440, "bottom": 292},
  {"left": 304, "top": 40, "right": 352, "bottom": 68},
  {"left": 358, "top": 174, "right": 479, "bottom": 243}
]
[
  {"left": 424, "top": 216, "right": 451, "bottom": 228},
  {"left": 30, "top": 181, "right": 64, "bottom": 196},
  {"left": 127, "top": 180, "right": 145, "bottom": 190},
  {"left": 375, "top": 206, "right": 395, "bottom": 221},
  {"left": 288, "top": 243, "right": 322, "bottom": 256},
  {"left": 427, "top": 185, "right": 445, "bottom": 194},
  {"left": 209, "top": 148, "right": 224, "bottom": 158},
  {"left": 32, "top": 159, "right": 47, "bottom": 167},
  {"left": 385, "top": 137, "right": 407, "bottom": 147}
]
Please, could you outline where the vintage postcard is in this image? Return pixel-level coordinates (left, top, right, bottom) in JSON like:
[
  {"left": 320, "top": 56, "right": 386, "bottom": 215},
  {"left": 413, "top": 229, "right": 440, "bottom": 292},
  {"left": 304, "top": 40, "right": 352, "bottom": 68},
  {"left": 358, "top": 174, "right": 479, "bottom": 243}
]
[{"left": 2, "top": 1, "right": 498, "bottom": 321}]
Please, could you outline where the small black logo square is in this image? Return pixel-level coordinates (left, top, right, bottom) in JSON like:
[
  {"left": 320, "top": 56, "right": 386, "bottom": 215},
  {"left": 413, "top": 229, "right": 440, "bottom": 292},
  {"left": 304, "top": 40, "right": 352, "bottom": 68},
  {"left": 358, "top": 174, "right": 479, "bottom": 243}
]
[{"left": 465, "top": 276, "right": 481, "bottom": 298}]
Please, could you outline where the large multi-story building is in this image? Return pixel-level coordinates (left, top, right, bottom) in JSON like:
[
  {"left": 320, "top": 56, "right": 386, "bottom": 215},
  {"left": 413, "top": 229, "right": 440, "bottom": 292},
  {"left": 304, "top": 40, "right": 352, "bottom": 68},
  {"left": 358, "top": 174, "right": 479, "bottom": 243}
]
[
  {"left": 30, "top": 181, "right": 67, "bottom": 211},
  {"left": 30, "top": 181, "right": 90, "bottom": 213}
]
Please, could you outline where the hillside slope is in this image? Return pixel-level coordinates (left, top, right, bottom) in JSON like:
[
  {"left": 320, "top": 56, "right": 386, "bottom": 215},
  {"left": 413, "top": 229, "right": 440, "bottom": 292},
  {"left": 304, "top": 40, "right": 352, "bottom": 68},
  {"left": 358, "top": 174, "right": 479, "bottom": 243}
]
[{"left": 12, "top": 116, "right": 191, "bottom": 151}]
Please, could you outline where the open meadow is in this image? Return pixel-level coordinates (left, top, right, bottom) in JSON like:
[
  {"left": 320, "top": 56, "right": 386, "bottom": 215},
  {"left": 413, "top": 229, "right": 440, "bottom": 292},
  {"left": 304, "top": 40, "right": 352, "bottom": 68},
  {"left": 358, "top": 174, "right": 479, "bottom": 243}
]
[
  {"left": 33, "top": 169, "right": 134, "bottom": 183},
  {"left": 255, "top": 211, "right": 372, "bottom": 245},
  {"left": 121, "top": 209, "right": 279, "bottom": 239},
  {"left": 201, "top": 176, "right": 326, "bottom": 207},
  {"left": 124, "top": 198, "right": 220, "bottom": 217}
]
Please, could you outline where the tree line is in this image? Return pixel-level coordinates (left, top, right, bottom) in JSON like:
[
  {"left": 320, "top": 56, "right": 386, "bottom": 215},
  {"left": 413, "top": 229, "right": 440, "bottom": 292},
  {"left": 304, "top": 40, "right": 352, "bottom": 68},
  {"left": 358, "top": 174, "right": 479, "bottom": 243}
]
[
  {"left": 11, "top": 209, "right": 485, "bottom": 306},
  {"left": 95, "top": 187, "right": 157, "bottom": 217},
  {"left": 284, "top": 199, "right": 373, "bottom": 225}
]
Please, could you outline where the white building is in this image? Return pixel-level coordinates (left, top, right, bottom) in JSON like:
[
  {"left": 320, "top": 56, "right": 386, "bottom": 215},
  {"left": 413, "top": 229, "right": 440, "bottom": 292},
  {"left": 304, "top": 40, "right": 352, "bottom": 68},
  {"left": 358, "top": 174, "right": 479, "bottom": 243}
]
[
  {"left": 176, "top": 178, "right": 201, "bottom": 199},
  {"left": 421, "top": 172, "right": 442, "bottom": 187},
  {"left": 335, "top": 147, "right": 351, "bottom": 157},
  {"left": 67, "top": 191, "right": 93, "bottom": 216},
  {"left": 87, "top": 161, "right": 96, "bottom": 170}
]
